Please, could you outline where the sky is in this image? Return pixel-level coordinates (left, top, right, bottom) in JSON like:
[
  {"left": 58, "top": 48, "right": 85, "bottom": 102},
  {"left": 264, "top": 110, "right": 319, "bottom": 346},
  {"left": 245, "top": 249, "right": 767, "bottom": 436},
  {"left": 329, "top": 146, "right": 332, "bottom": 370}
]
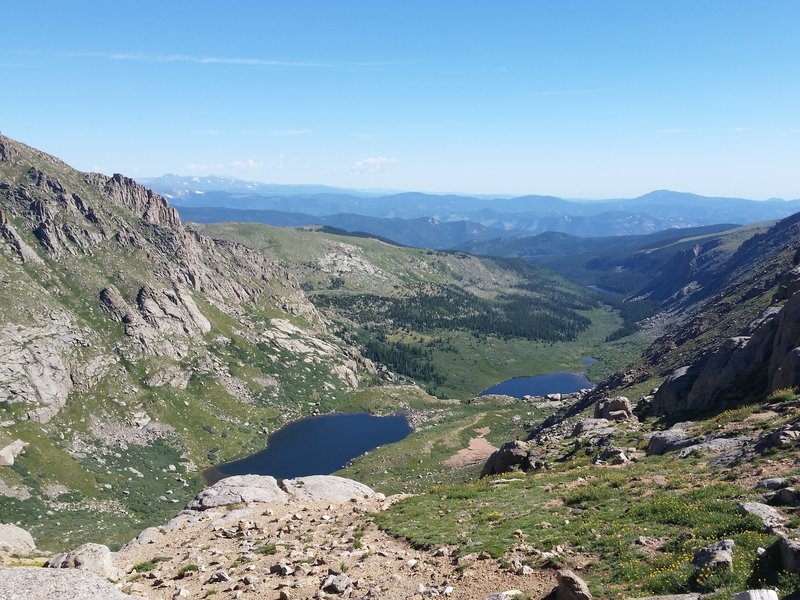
[{"left": 1, "top": 1, "right": 798, "bottom": 199}]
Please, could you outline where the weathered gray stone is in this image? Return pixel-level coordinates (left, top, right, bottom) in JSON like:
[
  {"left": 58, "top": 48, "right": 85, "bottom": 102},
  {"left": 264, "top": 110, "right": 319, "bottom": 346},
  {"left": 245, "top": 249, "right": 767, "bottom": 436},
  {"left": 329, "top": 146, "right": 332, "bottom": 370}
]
[
  {"left": 646, "top": 428, "right": 696, "bottom": 456},
  {"left": 778, "top": 536, "right": 800, "bottom": 572},
  {"left": 651, "top": 364, "right": 702, "bottom": 417},
  {"left": 0, "top": 566, "right": 132, "bottom": 599},
  {"left": 570, "top": 419, "right": 614, "bottom": 438},
  {"left": 757, "top": 478, "right": 788, "bottom": 490},
  {"left": 650, "top": 287, "right": 800, "bottom": 419},
  {"left": 322, "top": 574, "right": 352, "bottom": 594},
  {"left": 595, "top": 396, "right": 633, "bottom": 420},
  {"left": 676, "top": 436, "right": 746, "bottom": 459},
  {"left": 0, "top": 316, "right": 109, "bottom": 424},
  {"left": 270, "top": 562, "right": 295, "bottom": 576},
  {"left": 481, "top": 440, "right": 539, "bottom": 477},
  {"left": 282, "top": 475, "right": 375, "bottom": 501},
  {"left": 556, "top": 569, "right": 592, "bottom": 600},
  {"left": 739, "top": 502, "right": 786, "bottom": 532},
  {"left": 773, "top": 487, "right": 800, "bottom": 506},
  {"left": 693, "top": 539, "right": 734, "bottom": 572},
  {"left": 0, "top": 523, "right": 36, "bottom": 553},
  {"left": 595, "top": 447, "right": 629, "bottom": 465},
  {"left": 0, "top": 210, "right": 44, "bottom": 264},
  {"left": 733, "top": 591, "right": 779, "bottom": 600},
  {"left": 758, "top": 419, "right": 800, "bottom": 452},
  {"left": 187, "top": 475, "right": 287, "bottom": 510},
  {"left": 206, "top": 570, "right": 231, "bottom": 583},
  {"left": 45, "top": 542, "right": 121, "bottom": 579},
  {"left": 121, "top": 526, "right": 162, "bottom": 550}
]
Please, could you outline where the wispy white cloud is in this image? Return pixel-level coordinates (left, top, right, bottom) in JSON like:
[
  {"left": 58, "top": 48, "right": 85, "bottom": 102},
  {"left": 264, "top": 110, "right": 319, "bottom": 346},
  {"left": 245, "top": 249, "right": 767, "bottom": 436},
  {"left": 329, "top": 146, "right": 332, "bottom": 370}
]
[
  {"left": 184, "top": 162, "right": 225, "bottom": 174},
  {"left": 334, "top": 156, "right": 399, "bottom": 175},
  {"left": 70, "top": 52, "right": 380, "bottom": 70},
  {"left": 353, "top": 156, "right": 398, "bottom": 173},
  {"left": 231, "top": 158, "right": 264, "bottom": 171},
  {"left": 271, "top": 129, "right": 311, "bottom": 138},
  {"left": 184, "top": 158, "right": 263, "bottom": 174}
]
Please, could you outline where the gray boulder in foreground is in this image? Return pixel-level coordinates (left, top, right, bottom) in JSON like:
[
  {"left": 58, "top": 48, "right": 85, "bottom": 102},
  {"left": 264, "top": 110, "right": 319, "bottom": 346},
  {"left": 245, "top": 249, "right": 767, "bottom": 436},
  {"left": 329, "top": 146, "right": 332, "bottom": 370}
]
[
  {"left": 283, "top": 475, "right": 375, "bottom": 501},
  {"left": 187, "top": 474, "right": 287, "bottom": 510},
  {"left": 187, "top": 474, "right": 376, "bottom": 510},
  {"left": 481, "top": 440, "right": 539, "bottom": 476},
  {"left": 45, "top": 542, "right": 121, "bottom": 580},
  {"left": 693, "top": 539, "right": 734, "bottom": 572},
  {"left": 556, "top": 569, "right": 592, "bottom": 600},
  {"left": 646, "top": 428, "right": 696, "bottom": 456},
  {"left": 739, "top": 501, "right": 786, "bottom": 533},
  {"left": 733, "top": 591, "right": 779, "bottom": 600},
  {"left": 0, "top": 566, "right": 131, "bottom": 599},
  {"left": 0, "top": 523, "right": 36, "bottom": 553}
]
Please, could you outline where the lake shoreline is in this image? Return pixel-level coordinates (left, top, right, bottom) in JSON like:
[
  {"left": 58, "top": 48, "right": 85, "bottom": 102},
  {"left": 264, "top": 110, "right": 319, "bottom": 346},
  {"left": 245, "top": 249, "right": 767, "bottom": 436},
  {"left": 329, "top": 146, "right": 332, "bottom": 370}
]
[{"left": 203, "top": 411, "right": 412, "bottom": 485}]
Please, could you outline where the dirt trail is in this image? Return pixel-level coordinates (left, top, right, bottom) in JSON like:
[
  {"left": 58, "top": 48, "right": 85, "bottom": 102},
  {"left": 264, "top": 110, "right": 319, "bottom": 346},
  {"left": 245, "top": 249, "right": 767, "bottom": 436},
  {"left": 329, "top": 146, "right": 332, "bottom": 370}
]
[
  {"left": 114, "top": 494, "right": 556, "bottom": 599},
  {"left": 443, "top": 427, "right": 498, "bottom": 469}
]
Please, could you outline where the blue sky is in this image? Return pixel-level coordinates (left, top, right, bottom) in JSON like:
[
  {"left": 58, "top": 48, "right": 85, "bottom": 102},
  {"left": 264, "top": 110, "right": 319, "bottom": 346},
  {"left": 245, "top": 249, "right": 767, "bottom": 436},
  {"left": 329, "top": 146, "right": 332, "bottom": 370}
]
[{"left": 1, "top": 1, "right": 798, "bottom": 198}]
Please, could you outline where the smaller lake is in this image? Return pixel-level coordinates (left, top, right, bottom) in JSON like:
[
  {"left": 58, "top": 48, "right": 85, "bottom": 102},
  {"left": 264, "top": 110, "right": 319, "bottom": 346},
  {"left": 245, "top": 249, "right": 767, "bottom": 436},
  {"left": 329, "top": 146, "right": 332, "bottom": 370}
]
[
  {"left": 580, "top": 356, "right": 598, "bottom": 366},
  {"left": 480, "top": 371, "right": 593, "bottom": 398},
  {"left": 204, "top": 413, "right": 411, "bottom": 485}
]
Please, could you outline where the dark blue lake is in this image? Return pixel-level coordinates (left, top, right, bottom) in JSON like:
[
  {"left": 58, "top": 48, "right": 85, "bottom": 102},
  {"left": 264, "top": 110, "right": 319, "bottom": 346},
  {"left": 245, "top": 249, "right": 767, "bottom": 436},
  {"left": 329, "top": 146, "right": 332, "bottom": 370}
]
[
  {"left": 480, "top": 371, "right": 593, "bottom": 398},
  {"left": 204, "top": 413, "right": 411, "bottom": 484}
]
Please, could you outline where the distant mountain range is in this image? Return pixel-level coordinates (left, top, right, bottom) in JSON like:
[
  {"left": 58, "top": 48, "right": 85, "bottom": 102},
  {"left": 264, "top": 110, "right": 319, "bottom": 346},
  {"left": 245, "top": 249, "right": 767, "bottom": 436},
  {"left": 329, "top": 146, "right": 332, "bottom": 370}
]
[{"left": 141, "top": 175, "right": 800, "bottom": 247}]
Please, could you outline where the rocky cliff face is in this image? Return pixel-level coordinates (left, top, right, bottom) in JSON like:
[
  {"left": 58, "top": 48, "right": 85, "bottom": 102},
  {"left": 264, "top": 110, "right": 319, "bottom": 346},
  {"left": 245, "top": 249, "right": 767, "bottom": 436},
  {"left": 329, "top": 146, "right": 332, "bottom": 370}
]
[
  {"left": 0, "top": 134, "right": 374, "bottom": 548},
  {"left": 652, "top": 265, "right": 800, "bottom": 416}
]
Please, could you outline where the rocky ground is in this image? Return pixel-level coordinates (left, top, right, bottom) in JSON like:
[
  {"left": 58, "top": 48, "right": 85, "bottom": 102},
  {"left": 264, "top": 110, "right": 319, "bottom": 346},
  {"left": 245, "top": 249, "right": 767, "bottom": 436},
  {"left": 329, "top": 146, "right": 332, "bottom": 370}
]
[{"left": 0, "top": 475, "right": 559, "bottom": 600}]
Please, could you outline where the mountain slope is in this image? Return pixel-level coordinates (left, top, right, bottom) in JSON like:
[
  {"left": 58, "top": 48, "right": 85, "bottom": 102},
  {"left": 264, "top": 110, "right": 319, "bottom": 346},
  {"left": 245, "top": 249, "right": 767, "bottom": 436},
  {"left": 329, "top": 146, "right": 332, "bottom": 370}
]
[
  {"left": 0, "top": 135, "right": 376, "bottom": 549},
  {"left": 195, "top": 222, "right": 636, "bottom": 397},
  {"left": 178, "top": 205, "right": 511, "bottom": 249}
]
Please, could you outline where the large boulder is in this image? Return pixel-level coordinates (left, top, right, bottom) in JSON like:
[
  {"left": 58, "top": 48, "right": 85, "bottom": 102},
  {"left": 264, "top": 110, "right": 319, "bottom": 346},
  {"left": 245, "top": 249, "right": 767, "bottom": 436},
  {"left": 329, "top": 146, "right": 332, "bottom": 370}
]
[
  {"left": 282, "top": 475, "right": 375, "bottom": 501},
  {"left": 0, "top": 523, "right": 36, "bottom": 553},
  {"left": 0, "top": 566, "right": 132, "bottom": 600},
  {"left": 693, "top": 539, "right": 734, "bottom": 572},
  {"left": 772, "top": 487, "right": 800, "bottom": 506},
  {"left": 739, "top": 502, "right": 786, "bottom": 533},
  {"left": 777, "top": 536, "right": 800, "bottom": 572},
  {"left": 650, "top": 287, "right": 800, "bottom": 418},
  {"left": 651, "top": 364, "right": 702, "bottom": 416},
  {"left": 769, "top": 290, "right": 800, "bottom": 390},
  {"left": 187, "top": 475, "right": 287, "bottom": 510},
  {"left": 646, "top": 426, "right": 696, "bottom": 456},
  {"left": 45, "top": 543, "right": 121, "bottom": 579},
  {"left": 481, "top": 440, "right": 539, "bottom": 477},
  {"left": 571, "top": 419, "right": 615, "bottom": 439},
  {"left": 733, "top": 591, "right": 779, "bottom": 600},
  {"left": 594, "top": 397, "right": 633, "bottom": 421},
  {"left": 556, "top": 569, "right": 592, "bottom": 600},
  {"left": 0, "top": 439, "right": 28, "bottom": 466}
]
